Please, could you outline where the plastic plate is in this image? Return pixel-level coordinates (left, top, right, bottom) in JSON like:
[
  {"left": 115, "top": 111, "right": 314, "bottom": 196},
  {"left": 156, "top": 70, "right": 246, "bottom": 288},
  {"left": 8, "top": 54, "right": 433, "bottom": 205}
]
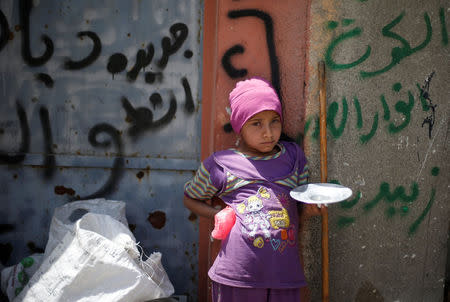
[{"left": 290, "top": 183, "right": 353, "bottom": 204}]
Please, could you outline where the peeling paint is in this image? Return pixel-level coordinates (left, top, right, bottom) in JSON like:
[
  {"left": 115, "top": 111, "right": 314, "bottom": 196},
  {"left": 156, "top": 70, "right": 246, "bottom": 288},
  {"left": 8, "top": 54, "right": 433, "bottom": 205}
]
[
  {"left": 136, "top": 171, "right": 144, "bottom": 179},
  {"left": 54, "top": 185, "right": 75, "bottom": 196},
  {"left": 147, "top": 211, "right": 166, "bottom": 229}
]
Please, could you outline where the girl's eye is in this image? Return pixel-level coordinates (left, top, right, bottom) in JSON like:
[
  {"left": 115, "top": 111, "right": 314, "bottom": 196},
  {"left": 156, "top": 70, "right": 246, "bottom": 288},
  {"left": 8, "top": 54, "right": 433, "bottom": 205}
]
[
  {"left": 251, "top": 122, "right": 261, "bottom": 126},
  {"left": 271, "top": 119, "right": 280, "bottom": 124}
]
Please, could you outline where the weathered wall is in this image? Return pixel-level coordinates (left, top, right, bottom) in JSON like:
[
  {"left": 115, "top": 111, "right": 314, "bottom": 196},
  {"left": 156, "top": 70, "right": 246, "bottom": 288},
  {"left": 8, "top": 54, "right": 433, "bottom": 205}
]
[
  {"left": 0, "top": 1, "right": 203, "bottom": 299},
  {"left": 305, "top": 0, "right": 449, "bottom": 301},
  {"left": 0, "top": 0, "right": 448, "bottom": 301},
  {"left": 199, "top": 0, "right": 312, "bottom": 300}
]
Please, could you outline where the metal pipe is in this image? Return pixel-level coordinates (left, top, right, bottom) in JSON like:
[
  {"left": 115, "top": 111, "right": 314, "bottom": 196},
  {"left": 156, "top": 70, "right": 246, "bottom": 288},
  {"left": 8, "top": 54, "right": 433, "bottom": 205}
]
[{"left": 318, "top": 61, "right": 329, "bottom": 302}]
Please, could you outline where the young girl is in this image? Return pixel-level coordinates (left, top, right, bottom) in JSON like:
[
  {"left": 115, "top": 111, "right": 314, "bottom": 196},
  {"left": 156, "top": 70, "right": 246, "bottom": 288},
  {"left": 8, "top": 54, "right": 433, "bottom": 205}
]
[{"left": 183, "top": 77, "right": 317, "bottom": 301}]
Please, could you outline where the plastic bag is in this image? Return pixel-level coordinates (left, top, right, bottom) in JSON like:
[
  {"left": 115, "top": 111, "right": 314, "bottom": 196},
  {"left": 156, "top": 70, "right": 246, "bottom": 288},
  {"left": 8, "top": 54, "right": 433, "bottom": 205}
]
[
  {"left": 14, "top": 213, "right": 174, "bottom": 302},
  {"left": 211, "top": 206, "right": 236, "bottom": 240}
]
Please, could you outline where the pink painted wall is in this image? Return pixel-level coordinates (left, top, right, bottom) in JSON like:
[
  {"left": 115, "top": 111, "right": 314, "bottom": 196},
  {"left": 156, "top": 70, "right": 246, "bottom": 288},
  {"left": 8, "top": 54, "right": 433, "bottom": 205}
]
[{"left": 200, "top": 1, "right": 312, "bottom": 301}]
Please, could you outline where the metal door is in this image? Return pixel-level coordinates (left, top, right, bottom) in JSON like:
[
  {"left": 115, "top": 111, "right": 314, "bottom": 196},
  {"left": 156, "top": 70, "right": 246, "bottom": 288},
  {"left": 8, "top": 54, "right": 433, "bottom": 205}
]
[{"left": 0, "top": 1, "right": 203, "bottom": 299}]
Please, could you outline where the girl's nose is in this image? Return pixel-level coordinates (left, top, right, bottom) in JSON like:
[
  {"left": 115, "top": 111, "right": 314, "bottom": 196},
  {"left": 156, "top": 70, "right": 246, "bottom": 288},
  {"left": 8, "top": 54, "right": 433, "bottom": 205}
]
[{"left": 263, "top": 124, "right": 273, "bottom": 138}]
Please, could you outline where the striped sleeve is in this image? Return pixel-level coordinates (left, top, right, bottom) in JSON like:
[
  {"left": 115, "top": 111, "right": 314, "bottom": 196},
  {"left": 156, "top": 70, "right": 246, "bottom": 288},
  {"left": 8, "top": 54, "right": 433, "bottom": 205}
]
[
  {"left": 297, "top": 163, "right": 309, "bottom": 185},
  {"left": 184, "top": 162, "right": 219, "bottom": 200}
]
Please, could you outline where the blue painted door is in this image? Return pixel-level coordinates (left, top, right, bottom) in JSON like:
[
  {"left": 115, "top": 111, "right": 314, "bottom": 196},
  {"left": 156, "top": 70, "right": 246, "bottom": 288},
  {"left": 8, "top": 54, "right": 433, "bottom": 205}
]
[{"left": 0, "top": 0, "right": 202, "bottom": 299}]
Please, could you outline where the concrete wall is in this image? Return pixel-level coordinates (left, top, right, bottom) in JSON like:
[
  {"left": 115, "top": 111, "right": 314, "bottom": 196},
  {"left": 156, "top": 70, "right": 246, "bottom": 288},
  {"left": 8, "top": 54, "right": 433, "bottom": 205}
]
[
  {"left": 0, "top": 0, "right": 448, "bottom": 301},
  {"left": 305, "top": 0, "right": 449, "bottom": 301},
  {"left": 201, "top": 1, "right": 448, "bottom": 301}
]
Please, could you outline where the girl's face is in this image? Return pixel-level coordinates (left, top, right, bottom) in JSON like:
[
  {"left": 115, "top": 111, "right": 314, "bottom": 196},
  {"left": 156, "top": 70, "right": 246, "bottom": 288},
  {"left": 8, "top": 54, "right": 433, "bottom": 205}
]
[{"left": 237, "top": 110, "right": 282, "bottom": 157}]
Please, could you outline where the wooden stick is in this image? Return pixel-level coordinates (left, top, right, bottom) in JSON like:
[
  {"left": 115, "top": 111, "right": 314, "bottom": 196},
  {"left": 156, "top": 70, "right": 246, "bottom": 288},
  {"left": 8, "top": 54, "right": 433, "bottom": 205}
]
[{"left": 318, "top": 61, "right": 329, "bottom": 302}]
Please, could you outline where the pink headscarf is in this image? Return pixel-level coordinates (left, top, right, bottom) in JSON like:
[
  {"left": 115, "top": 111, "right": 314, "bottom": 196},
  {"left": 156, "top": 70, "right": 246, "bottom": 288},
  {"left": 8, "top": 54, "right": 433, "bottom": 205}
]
[{"left": 229, "top": 77, "right": 283, "bottom": 134}]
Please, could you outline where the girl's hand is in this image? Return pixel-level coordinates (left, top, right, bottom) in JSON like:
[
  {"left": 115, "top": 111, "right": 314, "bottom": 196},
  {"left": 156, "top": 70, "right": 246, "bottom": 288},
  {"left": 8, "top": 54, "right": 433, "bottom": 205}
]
[
  {"left": 302, "top": 204, "right": 321, "bottom": 217},
  {"left": 183, "top": 195, "right": 220, "bottom": 219}
]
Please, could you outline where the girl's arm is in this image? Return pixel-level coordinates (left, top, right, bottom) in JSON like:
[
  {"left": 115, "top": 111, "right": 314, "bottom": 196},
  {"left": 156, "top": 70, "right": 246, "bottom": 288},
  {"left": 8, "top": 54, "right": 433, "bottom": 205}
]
[
  {"left": 183, "top": 195, "right": 220, "bottom": 219},
  {"left": 297, "top": 203, "right": 321, "bottom": 218}
]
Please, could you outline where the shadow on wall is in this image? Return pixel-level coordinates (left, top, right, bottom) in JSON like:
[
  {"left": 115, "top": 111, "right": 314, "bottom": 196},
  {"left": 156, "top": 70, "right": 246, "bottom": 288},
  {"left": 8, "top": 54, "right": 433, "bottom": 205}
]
[{"left": 445, "top": 221, "right": 450, "bottom": 302}]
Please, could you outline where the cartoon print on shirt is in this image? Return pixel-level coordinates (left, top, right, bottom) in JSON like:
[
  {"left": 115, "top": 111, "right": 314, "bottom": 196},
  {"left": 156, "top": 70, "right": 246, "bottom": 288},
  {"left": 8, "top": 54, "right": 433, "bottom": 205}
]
[
  {"left": 257, "top": 187, "right": 271, "bottom": 199},
  {"left": 239, "top": 187, "right": 295, "bottom": 253},
  {"left": 253, "top": 236, "right": 265, "bottom": 248},
  {"left": 268, "top": 207, "right": 290, "bottom": 229},
  {"left": 271, "top": 225, "right": 295, "bottom": 253},
  {"left": 236, "top": 202, "right": 246, "bottom": 214},
  {"left": 269, "top": 194, "right": 292, "bottom": 253},
  {"left": 241, "top": 187, "right": 271, "bottom": 239}
]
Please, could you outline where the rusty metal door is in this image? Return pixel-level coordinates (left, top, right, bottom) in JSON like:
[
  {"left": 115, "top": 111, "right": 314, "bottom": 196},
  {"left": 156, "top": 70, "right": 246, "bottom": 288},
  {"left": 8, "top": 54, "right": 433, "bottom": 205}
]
[{"left": 0, "top": 0, "right": 203, "bottom": 299}]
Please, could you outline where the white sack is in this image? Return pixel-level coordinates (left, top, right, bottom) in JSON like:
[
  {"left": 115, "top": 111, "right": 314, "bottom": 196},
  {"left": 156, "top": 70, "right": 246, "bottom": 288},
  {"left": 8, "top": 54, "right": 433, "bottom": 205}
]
[
  {"left": 15, "top": 213, "right": 173, "bottom": 302},
  {"left": 140, "top": 252, "right": 175, "bottom": 298},
  {"left": 44, "top": 198, "right": 128, "bottom": 257}
]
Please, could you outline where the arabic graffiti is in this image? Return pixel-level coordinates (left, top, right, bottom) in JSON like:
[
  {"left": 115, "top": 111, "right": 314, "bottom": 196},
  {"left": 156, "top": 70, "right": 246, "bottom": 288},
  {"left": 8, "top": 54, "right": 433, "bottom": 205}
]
[
  {"left": 122, "top": 93, "right": 177, "bottom": 139},
  {"left": 360, "top": 11, "right": 432, "bottom": 78},
  {"left": 222, "top": 44, "right": 247, "bottom": 79},
  {"left": 325, "top": 8, "right": 447, "bottom": 78},
  {"left": 0, "top": 102, "right": 30, "bottom": 164},
  {"left": 362, "top": 182, "right": 419, "bottom": 213},
  {"left": 64, "top": 31, "right": 102, "bottom": 70},
  {"left": 80, "top": 123, "right": 124, "bottom": 200},
  {"left": 0, "top": 5, "right": 196, "bottom": 199},
  {"left": 126, "top": 43, "right": 154, "bottom": 82},
  {"left": 227, "top": 9, "right": 281, "bottom": 98},
  {"left": 19, "top": 0, "right": 53, "bottom": 67},
  {"left": 304, "top": 77, "right": 437, "bottom": 143},
  {"left": 408, "top": 166, "right": 439, "bottom": 235},
  {"left": 39, "top": 106, "right": 56, "bottom": 179},
  {"left": 327, "top": 97, "right": 348, "bottom": 139},
  {"left": 36, "top": 73, "right": 54, "bottom": 88},
  {"left": 221, "top": 9, "right": 282, "bottom": 133},
  {"left": 157, "top": 23, "right": 189, "bottom": 69},
  {"left": 107, "top": 53, "right": 129, "bottom": 79},
  {"left": 388, "top": 84, "right": 415, "bottom": 134},
  {"left": 335, "top": 166, "right": 439, "bottom": 235},
  {"left": 325, "top": 26, "right": 371, "bottom": 71}
]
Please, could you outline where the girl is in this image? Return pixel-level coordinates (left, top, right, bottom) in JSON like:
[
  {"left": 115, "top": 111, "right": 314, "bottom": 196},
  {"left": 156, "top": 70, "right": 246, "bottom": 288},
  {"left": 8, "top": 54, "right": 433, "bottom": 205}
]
[{"left": 183, "top": 77, "right": 318, "bottom": 302}]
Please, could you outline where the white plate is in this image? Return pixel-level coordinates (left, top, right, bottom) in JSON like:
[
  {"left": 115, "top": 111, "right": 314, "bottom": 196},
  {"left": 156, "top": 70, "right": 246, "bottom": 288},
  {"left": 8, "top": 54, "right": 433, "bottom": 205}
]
[{"left": 290, "top": 183, "right": 353, "bottom": 204}]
